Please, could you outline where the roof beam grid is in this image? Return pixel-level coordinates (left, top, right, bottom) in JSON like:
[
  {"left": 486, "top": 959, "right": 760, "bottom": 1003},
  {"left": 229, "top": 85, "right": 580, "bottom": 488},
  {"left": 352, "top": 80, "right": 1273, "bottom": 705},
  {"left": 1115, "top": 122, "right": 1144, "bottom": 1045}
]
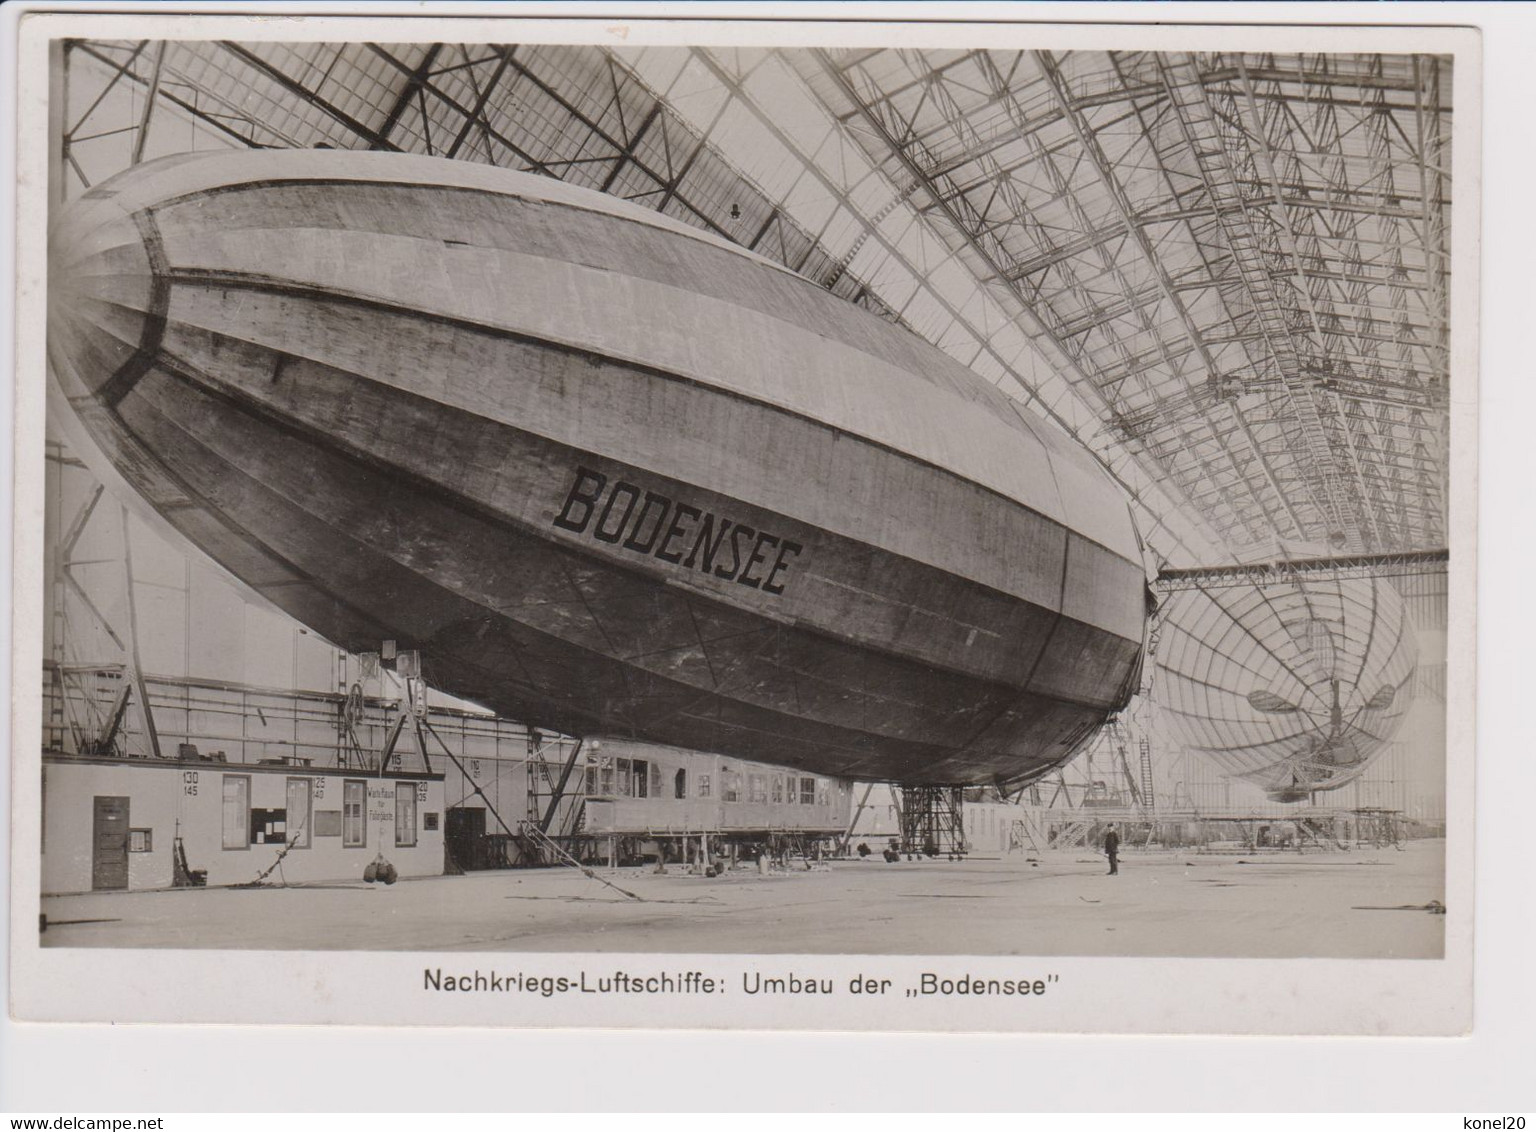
[
  {"left": 1411, "top": 54, "right": 1453, "bottom": 526},
  {"left": 1277, "top": 53, "right": 1446, "bottom": 549},
  {"left": 345, "top": 44, "right": 559, "bottom": 175},
  {"left": 1053, "top": 276, "right": 1220, "bottom": 340},
  {"left": 368, "top": 42, "right": 442, "bottom": 149},
  {"left": 1231, "top": 56, "right": 1391, "bottom": 549},
  {"left": 480, "top": 47, "right": 735, "bottom": 244},
  {"left": 789, "top": 49, "right": 1223, "bottom": 562},
  {"left": 973, "top": 61, "right": 1281, "bottom": 539},
  {"left": 443, "top": 46, "right": 514, "bottom": 160},
  {"left": 1031, "top": 50, "right": 1305, "bottom": 545},
  {"left": 218, "top": 41, "right": 399, "bottom": 150},
  {"left": 68, "top": 41, "right": 276, "bottom": 152},
  {"left": 1154, "top": 52, "right": 1367, "bottom": 550},
  {"left": 1100, "top": 51, "right": 1318, "bottom": 547}
]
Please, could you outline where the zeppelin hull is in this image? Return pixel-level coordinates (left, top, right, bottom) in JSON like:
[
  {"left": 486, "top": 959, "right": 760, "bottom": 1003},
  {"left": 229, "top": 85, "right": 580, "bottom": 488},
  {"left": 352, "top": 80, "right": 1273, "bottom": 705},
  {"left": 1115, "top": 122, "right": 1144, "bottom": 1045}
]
[
  {"left": 47, "top": 151, "right": 1147, "bottom": 786},
  {"left": 1154, "top": 572, "right": 1418, "bottom": 800}
]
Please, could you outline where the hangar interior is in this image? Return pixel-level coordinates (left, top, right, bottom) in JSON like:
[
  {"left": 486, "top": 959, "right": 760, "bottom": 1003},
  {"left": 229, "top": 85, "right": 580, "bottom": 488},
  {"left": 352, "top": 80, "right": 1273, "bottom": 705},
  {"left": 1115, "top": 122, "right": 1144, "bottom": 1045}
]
[{"left": 40, "top": 38, "right": 1451, "bottom": 928}]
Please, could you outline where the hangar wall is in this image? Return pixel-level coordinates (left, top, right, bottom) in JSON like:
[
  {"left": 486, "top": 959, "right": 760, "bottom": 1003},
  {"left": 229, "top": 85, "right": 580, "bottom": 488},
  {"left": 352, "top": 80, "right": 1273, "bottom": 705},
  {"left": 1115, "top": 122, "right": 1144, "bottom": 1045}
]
[{"left": 42, "top": 756, "right": 445, "bottom": 894}]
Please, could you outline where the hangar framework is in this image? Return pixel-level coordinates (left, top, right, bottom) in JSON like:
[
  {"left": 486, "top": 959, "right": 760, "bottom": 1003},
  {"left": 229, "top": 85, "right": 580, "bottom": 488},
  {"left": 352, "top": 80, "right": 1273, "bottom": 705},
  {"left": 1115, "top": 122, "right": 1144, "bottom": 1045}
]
[
  {"left": 54, "top": 39, "right": 1453, "bottom": 567},
  {"left": 42, "top": 35, "right": 1455, "bottom": 874}
]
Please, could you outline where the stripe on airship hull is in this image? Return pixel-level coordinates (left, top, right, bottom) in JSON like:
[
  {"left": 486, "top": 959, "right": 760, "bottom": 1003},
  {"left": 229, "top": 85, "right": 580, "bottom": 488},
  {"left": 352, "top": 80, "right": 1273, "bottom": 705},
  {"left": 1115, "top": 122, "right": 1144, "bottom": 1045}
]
[
  {"left": 142, "top": 175, "right": 1141, "bottom": 564},
  {"left": 57, "top": 268, "right": 1138, "bottom": 708},
  {"left": 151, "top": 287, "right": 1143, "bottom": 699},
  {"left": 150, "top": 268, "right": 1145, "bottom": 647},
  {"left": 99, "top": 354, "right": 1123, "bottom": 784},
  {"left": 129, "top": 320, "right": 1141, "bottom": 709}
]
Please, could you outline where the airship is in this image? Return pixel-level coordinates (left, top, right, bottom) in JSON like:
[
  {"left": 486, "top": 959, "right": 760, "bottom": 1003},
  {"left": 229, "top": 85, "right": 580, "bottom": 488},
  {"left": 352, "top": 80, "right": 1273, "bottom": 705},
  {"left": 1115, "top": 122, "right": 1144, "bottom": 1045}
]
[
  {"left": 47, "top": 149, "right": 1149, "bottom": 787},
  {"left": 1152, "top": 559, "right": 1418, "bottom": 802}
]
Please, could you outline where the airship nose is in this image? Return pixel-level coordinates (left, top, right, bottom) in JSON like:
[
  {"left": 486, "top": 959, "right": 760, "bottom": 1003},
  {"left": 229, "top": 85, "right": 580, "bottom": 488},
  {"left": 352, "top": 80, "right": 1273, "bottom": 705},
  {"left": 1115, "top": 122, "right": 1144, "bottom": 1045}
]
[{"left": 47, "top": 194, "right": 163, "bottom": 408}]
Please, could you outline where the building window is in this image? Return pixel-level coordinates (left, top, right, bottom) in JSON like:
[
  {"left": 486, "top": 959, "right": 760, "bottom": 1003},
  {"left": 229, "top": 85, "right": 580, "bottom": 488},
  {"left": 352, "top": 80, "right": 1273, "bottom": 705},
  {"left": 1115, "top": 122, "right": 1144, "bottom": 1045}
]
[
  {"left": 817, "top": 779, "right": 830, "bottom": 808},
  {"left": 129, "top": 828, "right": 153, "bottom": 853},
  {"left": 286, "top": 777, "right": 313, "bottom": 848},
  {"left": 749, "top": 773, "right": 767, "bottom": 804},
  {"left": 772, "top": 775, "right": 784, "bottom": 804},
  {"left": 674, "top": 769, "right": 687, "bottom": 799},
  {"left": 650, "top": 762, "right": 662, "bottom": 798},
  {"left": 584, "top": 764, "right": 598, "bottom": 795},
  {"left": 698, "top": 774, "right": 711, "bottom": 799},
  {"left": 395, "top": 782, "right": 418, "bottom": 847},
  {"left": 632, "top": 759, "right": 649, "bottom": 798},
  {"left": 800, "top": 776, "right": 816, "bottom": 805},
  {"left": 599, "top": 757, "right": 616, "bottom": 796},
  {"left": 343, "top": 780, "right": 365, "bottom": 848},
  {"left": 617, "top": 758, "right": 633, "bottom": 797},
  {"left": 222, "top": 775, "right": 250, "bottom": 850},
  {"left": 723, "top": 771, "right": 741, "bottom": 803}
]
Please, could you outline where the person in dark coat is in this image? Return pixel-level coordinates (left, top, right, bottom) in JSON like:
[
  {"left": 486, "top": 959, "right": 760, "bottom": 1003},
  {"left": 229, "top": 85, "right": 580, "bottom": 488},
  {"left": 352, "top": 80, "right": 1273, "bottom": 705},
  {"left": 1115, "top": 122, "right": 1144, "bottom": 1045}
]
[{"left": 1104, "top": 823, "right": 1121, "bottom": 876}]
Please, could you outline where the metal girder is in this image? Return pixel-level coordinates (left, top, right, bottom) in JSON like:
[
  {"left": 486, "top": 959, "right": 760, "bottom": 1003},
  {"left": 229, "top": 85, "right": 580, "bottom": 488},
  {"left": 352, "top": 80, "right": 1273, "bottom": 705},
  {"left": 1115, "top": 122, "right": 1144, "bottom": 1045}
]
[
  {"left": 538, "top": 738, "right": 585, "bottom": 835},
  {"left": 218, "top": 41, "right": 400, "bottom": 150},
  {"left": 1202, "top": 62, "right": 1431, "bottom": 95},
  {"left": 1103, "top": 50, "right": 1317, "bottom": 547},
  {"left": 116, "top": 505, "right": 162, "bottom": 761},
  {"left": 1232, "top": 57, "right": 1391, "bottom": 550},
  {"left": 68, "top": 41, "right": 273, "bottom": 161},
  {"left": 1412, "top": 55, "right": 1452, "bottom": 419},
  {"left": 444, "top": 46, "right": 514, "bottom": 159},
  {"left": 1052, "top": 277, "right": 1217, "bottom": 341},
  {"left": 1151, "top": 53, "right": 1368, "bottom": 551},
  {"left": 128, "top": 42, "right": 166, "bottom": 165},
  {"left": 808, "top": 48, "right": 1227, "bottom": 561},
  {"left": 369, "top": 44, "right": 557, "bottom": 175},
  {"left": 497, "top": 47, "right": 740, "bottom": 240},
  {"left": 1154, "top": 548, "right": 1448, "bottom": 591},
  {"left": 1032, "top": 51, "right": 1305, "bottom": 544},
  {"left": 599, "top": 102, "right": 662, "bottom": 193},
  {"left": 369, "top": 42, "right": 443, "bottom": 149}
]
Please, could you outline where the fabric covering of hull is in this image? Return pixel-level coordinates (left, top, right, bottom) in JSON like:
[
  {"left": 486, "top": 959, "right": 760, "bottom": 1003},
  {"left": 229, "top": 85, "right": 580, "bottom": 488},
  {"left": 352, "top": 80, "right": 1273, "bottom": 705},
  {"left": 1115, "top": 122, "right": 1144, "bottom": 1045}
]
[{"left": 47, "top": 150, "right": 1148, "bottom": 786}]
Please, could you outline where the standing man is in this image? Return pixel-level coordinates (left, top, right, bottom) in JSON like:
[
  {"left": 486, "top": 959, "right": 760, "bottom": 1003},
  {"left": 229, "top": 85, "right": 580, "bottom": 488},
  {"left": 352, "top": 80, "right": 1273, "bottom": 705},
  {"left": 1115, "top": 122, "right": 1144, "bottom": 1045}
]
[{"left": 1104, "top": 823, "right": 1121, "bottom": 876}]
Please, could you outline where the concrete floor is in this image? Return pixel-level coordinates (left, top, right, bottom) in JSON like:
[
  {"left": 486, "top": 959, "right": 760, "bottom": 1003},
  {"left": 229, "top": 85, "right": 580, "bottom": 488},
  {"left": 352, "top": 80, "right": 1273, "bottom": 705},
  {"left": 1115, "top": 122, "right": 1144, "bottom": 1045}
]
[{"left": 39, "top": 840, "right": 1446, "bottom": 958}]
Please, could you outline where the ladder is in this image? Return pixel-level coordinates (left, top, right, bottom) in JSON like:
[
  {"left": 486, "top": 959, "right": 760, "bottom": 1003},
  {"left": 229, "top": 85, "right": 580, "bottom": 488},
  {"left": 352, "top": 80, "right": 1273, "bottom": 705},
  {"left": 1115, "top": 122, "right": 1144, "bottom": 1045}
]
[
  {"left": 1009, "top": 812, "right": 1047, "bottom": 856},
  {"left": 1138, "top": 739, "right": 1156, "bottom": 810},
  {"left": 1052, "top": 819, "right": 1093, "bottom": 850}
]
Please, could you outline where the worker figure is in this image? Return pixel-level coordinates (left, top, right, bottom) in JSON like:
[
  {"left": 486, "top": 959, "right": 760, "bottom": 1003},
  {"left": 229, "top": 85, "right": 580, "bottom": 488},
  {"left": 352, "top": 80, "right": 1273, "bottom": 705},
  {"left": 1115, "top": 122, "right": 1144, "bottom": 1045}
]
[{"left": 1104, "top": 823, "right": 1121, "bottom": 876}]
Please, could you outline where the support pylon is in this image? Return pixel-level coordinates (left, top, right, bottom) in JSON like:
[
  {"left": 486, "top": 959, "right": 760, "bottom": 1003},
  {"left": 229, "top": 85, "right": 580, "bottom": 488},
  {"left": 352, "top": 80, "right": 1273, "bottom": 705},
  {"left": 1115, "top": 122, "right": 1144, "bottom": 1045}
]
[{"left": 896, "top": 785, "right": 966, "bottom": 859}]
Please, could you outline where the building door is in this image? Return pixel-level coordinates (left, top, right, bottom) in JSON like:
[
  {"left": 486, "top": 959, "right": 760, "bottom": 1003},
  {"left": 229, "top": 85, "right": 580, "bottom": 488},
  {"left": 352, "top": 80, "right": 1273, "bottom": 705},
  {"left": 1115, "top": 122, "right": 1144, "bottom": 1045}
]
[
  {"left": 445, "top": 807, "right": 486, "bottom": 870},
  {"left": 92, "top": 795, "right": 130, "bottom": 891}
]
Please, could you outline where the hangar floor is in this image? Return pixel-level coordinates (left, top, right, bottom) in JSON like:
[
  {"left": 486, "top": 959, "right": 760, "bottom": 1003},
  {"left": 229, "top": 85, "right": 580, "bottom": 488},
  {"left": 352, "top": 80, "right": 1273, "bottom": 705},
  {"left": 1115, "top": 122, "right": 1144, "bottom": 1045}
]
[{"left": 39, "top": 840, "right": 1445, "bottom": 958}]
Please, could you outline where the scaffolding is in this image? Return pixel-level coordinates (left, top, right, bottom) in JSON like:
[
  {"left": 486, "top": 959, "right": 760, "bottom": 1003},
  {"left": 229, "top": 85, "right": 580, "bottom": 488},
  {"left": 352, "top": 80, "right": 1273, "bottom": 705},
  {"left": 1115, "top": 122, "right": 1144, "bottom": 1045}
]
[{"left": 896, "top": 785, "right": 967, "bottom": 858}]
